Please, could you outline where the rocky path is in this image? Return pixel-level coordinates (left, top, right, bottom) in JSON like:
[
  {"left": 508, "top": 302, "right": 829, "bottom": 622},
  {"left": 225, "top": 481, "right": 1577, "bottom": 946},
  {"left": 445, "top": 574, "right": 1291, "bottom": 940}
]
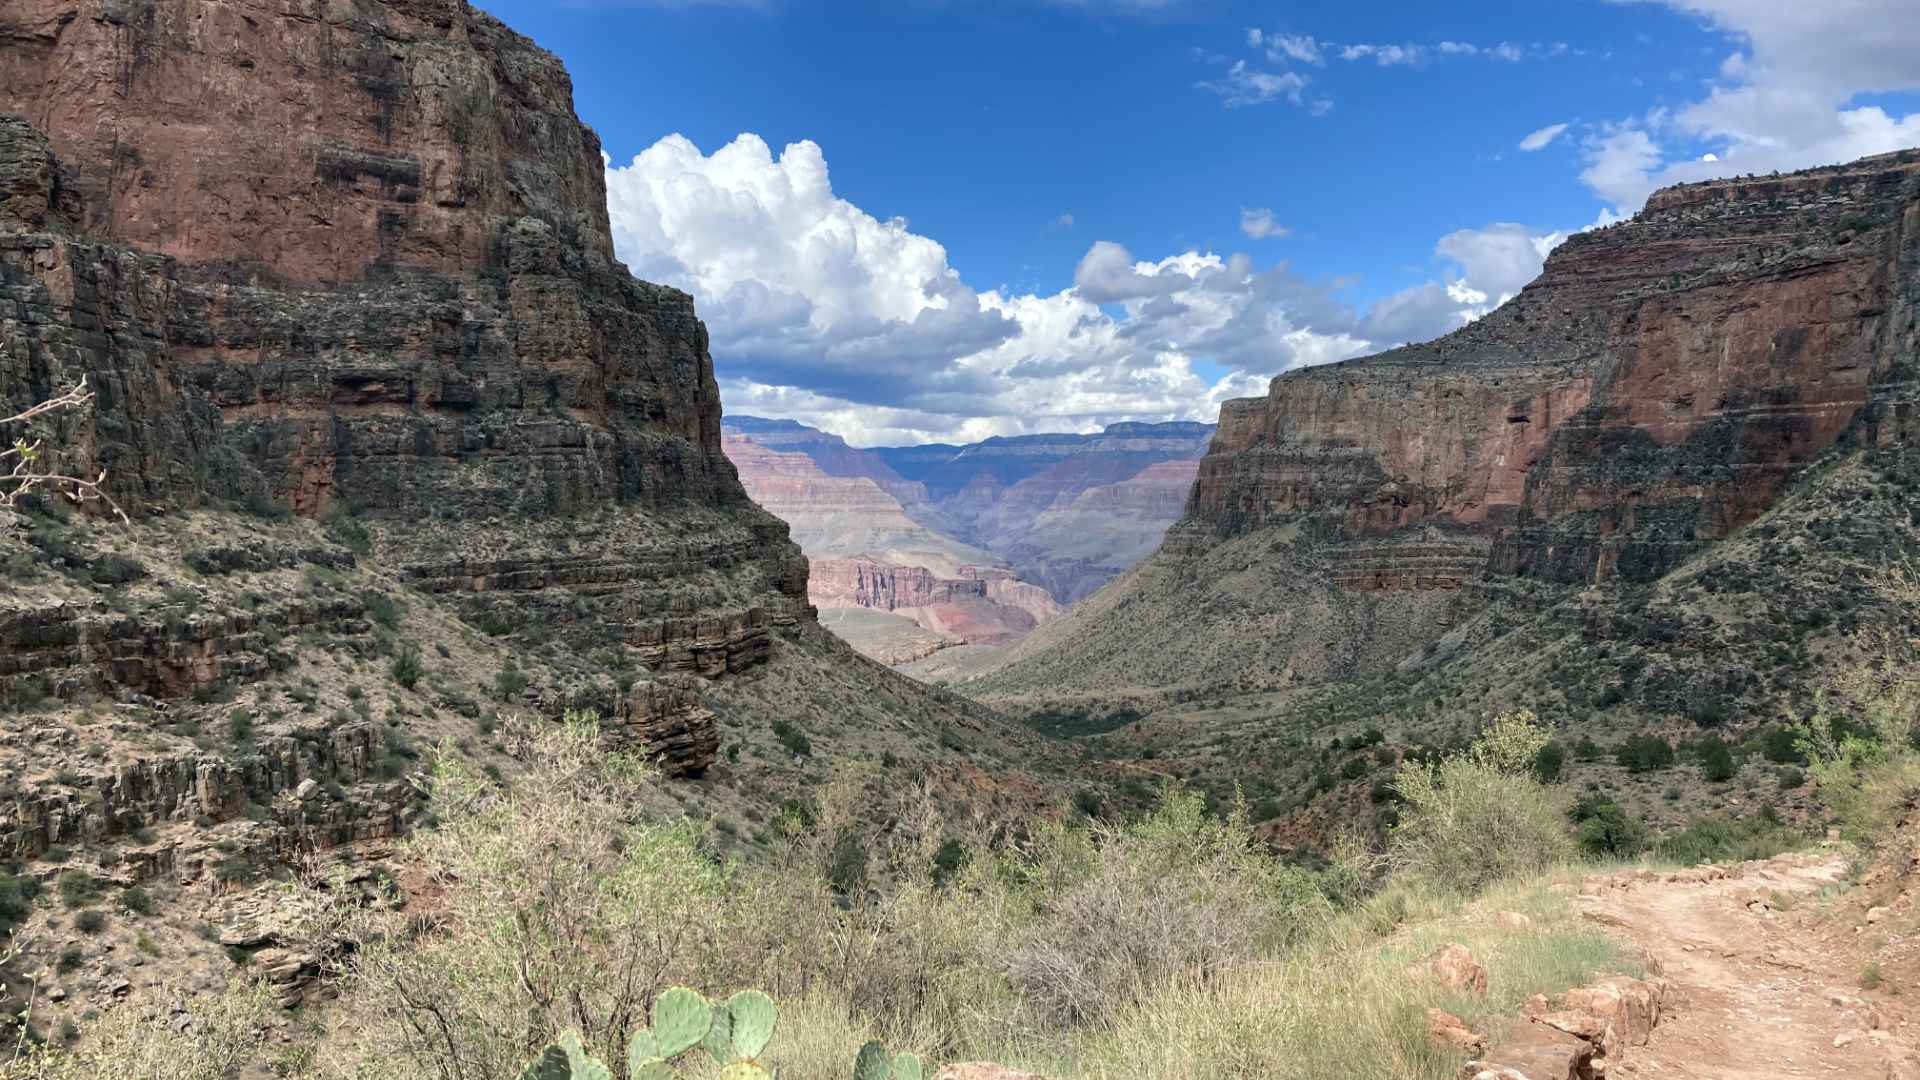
[{"left": 1575, "top": 853, "right": 1914, "bottom": 1078}]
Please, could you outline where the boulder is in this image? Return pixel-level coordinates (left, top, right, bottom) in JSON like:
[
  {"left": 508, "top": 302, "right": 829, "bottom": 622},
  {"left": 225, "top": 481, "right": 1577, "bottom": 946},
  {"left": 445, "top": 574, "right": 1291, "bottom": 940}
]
[
  {"left": 1427, "top": 1008, "right": 1486, "bottom": 1054},
  {"left": 1413, "top": 943, "right": 1490, "bottom": 995}
]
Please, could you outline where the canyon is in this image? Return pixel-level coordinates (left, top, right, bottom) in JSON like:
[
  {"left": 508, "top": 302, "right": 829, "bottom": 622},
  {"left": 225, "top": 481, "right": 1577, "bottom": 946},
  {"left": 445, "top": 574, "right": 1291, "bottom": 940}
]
[
  {"left": 722, "top": 415, "right": 1208, "bottom": 668},
  {"left": 977, "top": 147, "right": 1920, "bottom": 833}
]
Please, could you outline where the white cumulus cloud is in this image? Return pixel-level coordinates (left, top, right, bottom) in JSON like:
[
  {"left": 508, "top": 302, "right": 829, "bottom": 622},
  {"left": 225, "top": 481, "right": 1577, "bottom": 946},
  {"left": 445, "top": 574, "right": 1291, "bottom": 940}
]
[
  {"left": 604, "top": 134, "right": 1563, "bottom": 445},
  {"left": 1584, "top": 0, "right": 1920, "bottom": 210}
]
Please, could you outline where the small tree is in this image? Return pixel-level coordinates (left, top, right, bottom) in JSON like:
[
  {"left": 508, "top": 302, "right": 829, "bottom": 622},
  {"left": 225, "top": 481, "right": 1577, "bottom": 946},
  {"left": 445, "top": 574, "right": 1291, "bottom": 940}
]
[
  {"left": 1, "top": 378, "right": 127, "bottom": 522},
  {"left": 1699, "top": 736, "right": 1736, "bottom": 782}
]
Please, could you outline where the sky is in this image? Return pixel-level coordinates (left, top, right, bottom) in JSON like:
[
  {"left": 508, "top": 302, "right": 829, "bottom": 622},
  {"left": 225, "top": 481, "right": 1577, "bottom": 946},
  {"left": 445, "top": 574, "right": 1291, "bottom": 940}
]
[{"left": 476, "top": 0, "right": 1920, "bottom": 447}]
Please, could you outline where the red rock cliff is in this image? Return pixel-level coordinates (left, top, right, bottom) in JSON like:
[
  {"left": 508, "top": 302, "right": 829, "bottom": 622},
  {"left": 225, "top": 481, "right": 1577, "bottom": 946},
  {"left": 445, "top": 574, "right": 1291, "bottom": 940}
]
[
  {"left": 1186, "top": 149, "right": 1920, "bottom": 586},
  {"left": 0, "top": 1, "right": 810, "bottom": 748}
]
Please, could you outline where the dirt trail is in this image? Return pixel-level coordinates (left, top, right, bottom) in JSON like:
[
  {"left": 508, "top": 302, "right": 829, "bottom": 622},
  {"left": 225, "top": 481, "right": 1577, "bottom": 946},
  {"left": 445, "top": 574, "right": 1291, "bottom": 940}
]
[{"left": 1576, "top": 852, "right": 1915, "bottom": 1078}]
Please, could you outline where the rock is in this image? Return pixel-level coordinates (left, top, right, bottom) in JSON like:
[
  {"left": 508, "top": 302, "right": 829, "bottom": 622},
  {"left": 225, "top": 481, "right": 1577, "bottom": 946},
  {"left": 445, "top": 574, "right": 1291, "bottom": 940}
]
[
  {"left": 1495, "top": 911, "right": 1535, "bottom": 930},
  {"left": 107, "top": 978, "right": 131, "bottom": 997},
  {"left": 46, "top": 987, "right": 65, "bottom": 1003},
  {"left": 1426, "top": 1007, "right": 1486, "bottom": 1053},
  {"left": 1837, "top": 1029, "right": 1867, "bottom": 1048},
  {"left": 1413, "top": 943, "right": 1490, "bottom": 995},
  {"left": 294, "top": 779, "right": 320, "bottom": 802},
  {"left": 1561, "top": 975, "right": 1666, "bottom": 1049},
  {"left": 1868, "top": 906, "right": 1890, "bottom": 924},
  {"left": 1467, "top": 1021, "right": 1596, "bottom": 1080}
]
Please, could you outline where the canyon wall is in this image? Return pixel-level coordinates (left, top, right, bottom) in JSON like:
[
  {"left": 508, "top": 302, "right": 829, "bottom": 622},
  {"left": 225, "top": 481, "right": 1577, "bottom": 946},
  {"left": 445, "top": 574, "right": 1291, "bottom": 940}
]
[
  {"left": 1187, "top": 150, "right": 1920, "bottom": 588},
  {"left": 0, "top": 0, "right": 821, "bottom": 867},
  {"left": 979, "top": 148, "right": 1920, "bottom": 704}
]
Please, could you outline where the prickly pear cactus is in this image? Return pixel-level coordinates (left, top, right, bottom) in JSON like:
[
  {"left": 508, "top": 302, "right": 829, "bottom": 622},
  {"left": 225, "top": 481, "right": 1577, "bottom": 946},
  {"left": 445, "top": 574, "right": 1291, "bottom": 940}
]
[
  {"left": 727, "top": 989, "right": 778, "bottom": 1060},
  {"left": 629, "top": 1027, "right": 668, "bottom": 1080},
  {"left": 718, "top": 1064, "right": 774, "bottom": 1080},
  {"left": 558, "top": 1030, "right": 613, "bottom": 1080},
  {"left": 892, "top": 1051, "right": 924, "bottom": 1080},
  {"left": 701, "top": 999, "right": 735, "bottom": 1063},
  {"left": 653, "top": 987, "right": 715, "bottom": 1058},
  {"left": 518, "top": 1044, "right": 570, "bottom": 1080},
  {"left": 854, "top": 1041, "right": 892, "bottom": 1080}
]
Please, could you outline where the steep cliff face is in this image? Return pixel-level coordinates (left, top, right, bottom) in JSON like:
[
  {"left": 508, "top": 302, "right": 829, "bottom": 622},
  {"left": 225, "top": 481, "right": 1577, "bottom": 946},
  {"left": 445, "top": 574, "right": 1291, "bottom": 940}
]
[
  {"left": 980, "top": 149, "right": 1920, "bottom": 720},
  {"left": 1189, "top": 150, "right": 1920, "bottom": 587},
  {"left": 0, "top": 1, "right": 1042, "bottom": 899}
]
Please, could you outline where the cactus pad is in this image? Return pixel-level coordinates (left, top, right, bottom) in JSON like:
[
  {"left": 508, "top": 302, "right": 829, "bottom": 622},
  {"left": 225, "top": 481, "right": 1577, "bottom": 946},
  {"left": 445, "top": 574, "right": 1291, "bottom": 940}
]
[
  {"left": 854, "top": 1041, "right": 893, "bottom": 1080},
  {"left": 893, "top": 1051, "right": 924, "bottom": 1080},
  {"left": 728, "top": 989, "right": 778, "bottom": 1060},
  {"left": 653, "top": 987, "right": 714, "bottom": 1058},
  {"left": 628, "top": 1029, "right": 661, "bottom": 1077},
  {"left": 718, "top": 1065, "right": 774, "bottom": 1080},
  {"left": 629, "top": 1059, "right": 676, "bottom": 1080},
  {"left": 701, "top": 1002, "right": 735, "bottom": 1063},
  {"left": 517, "top": 1045, "right": 570, "bottom": 1080}
]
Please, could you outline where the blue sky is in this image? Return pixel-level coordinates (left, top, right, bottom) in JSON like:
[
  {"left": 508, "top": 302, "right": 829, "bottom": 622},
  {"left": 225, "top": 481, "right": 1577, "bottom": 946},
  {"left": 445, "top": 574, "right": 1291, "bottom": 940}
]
[{"left": 478, "top": 0, "right": 1920, "bottom": 445}]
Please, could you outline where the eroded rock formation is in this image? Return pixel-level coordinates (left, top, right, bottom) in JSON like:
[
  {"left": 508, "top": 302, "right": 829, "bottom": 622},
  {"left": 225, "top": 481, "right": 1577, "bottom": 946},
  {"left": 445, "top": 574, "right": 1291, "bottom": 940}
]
[{"left": 1189, "top": 151, "right": 1920, "bottom": 588}]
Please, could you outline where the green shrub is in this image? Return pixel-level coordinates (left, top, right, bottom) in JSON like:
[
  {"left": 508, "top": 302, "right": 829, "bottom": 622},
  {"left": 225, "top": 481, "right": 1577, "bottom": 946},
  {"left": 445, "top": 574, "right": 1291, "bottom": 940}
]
[
  {"left": 0, "top": 870, "right": 40, "bottom": 939},
  {"left": 1656, "top": 809, "right": 1800, "bottom": 864},
  {"left": 1759, "top": 725, "right": 1808, "bottom": 765},
  {"left": 57, "top": 869, "right": 100, "bottom": 909},
  {"left": 771, "top": 719, "right": 812, "bottom": 758},
  {"left": 75, "top": 909, "right": 107, "bottom": 934},
  {"left": 1698, "top": 735, "right": 1736, "bottom": 782},
  {"left": 390, "top": 645, "right": 423, "bottom": 690},
  {"left": 1533, "top": 740, "right": 1566, "bottom": 784},
  {"left": 1617, "top": 734, "right": 1675, "bottom": 773},
  {"left": 1570, "top": 794, "right": 1645, "bottom": 858},
  {"left": 1388, "top": 710, "right": 1574, "bottom": 893},
  {"left": 121, "top": 885, "right": 156, "bottom": 916},
  {"left": 493, "top": 662, "right": 529, "bottom": 701},
  {"left": 1777, "top": 765, "right": 1806, "bottom": 789}
]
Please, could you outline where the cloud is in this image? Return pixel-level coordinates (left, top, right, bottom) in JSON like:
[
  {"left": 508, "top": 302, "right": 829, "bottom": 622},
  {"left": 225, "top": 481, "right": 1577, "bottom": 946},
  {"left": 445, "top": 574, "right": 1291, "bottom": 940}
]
[
  {"left": 1052, "top": 212, "right": 1076, "bottom": 230},
  {"left": 605, "top": 134, "right": 1560, "bottom": 446},
  {"left": 1583, "top": 0, "right": 1920, "bottom": 209},
  {"left": 1339, "top": 43, "right": 1425, "bottom": 67},
  {"left": 1196, "top": 61, "right": 1319, "bottom": 110},
  {"left": 1239, "top": 207, "right": 1290, "bottom": 239},
  {"left": 1519, "top": 122, "right": 1571, "bottom": 151}
]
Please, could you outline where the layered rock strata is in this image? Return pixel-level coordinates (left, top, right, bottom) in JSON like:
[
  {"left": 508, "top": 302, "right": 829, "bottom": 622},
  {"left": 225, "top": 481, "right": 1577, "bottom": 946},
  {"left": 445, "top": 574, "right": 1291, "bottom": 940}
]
[
  {"left": 0, "top": 0, "right": 810, "bottom": 702},
  {"left": 1189, "top": 150, "right": 1920, "bottom": 588}
]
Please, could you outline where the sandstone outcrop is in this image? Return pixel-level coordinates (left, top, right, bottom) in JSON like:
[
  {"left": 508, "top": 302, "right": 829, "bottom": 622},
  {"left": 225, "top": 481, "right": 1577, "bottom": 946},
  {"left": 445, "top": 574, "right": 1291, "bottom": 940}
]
[{"left": 0, "top": 0, "right": 809, "bottom": 727}]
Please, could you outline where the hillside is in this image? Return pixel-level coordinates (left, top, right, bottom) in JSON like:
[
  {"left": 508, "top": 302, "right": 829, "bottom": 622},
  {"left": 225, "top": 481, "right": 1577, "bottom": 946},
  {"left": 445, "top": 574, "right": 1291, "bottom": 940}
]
[{"left": 975, "top": 147, "right": 1920, "bottom": 832}]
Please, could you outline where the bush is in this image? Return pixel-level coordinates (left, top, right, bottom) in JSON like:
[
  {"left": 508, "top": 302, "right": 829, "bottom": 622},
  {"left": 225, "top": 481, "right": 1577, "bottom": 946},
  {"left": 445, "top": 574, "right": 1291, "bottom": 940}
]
[
  {"left": 1778, "top": 765, "right": 1806, "bottom": 789},
  {"left": 121, "top": 885, "right": 156, "bottom": 916},
  {"left": 57, "top": 869, "right": 100, "bottom": 910},
  {"left": 1617, "top": 734, "right": 1675, "bottom": 773},
  {"left": 1533, "top": 740, "right": 1566, "bottom": 784},
  {"left": 1656, "top": 809, "right": 1800, "bottom": 864},
  {"left": 772, "top": 719, "right": 812, "bottom": 758},
  {"left": 1759, "top": 725, "right": 1808, "bottom": 765},
  {"left": 75, "top": 909, "right": 107, "bottom": 934},
  {"left": 1388, "top": 710, "right": 1574, "bottom": 893},
  {"left": 390, "top": 645, "right": 423, "bottom": 690},
  {"left": 0, "top": 870, "right": 40, "bottom": 939},
  {"left": 492, "top": 662, "right": 529, "bottom": 701},
  {"left": 1699, "top": 735, "right": 1736, "bottom": 782},
  {"left": 1570, "top": 794, "right": 1645, "bottom": 858}
]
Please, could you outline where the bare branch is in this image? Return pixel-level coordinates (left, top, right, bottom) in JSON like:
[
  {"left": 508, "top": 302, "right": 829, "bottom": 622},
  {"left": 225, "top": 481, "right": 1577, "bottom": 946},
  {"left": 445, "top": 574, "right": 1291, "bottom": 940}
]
[{"left": 0, "top": 376, "right": 129, "bottom": 523}]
